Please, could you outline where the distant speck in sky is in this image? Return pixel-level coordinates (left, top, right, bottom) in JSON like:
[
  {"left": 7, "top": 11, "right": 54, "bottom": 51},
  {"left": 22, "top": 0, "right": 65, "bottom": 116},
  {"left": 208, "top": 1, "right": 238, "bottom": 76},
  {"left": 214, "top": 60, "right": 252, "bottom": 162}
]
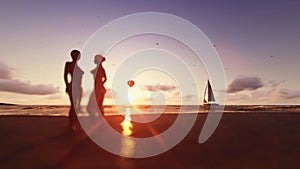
[{"left": 156, "top": 42, "right": 159, "bottom": 46}]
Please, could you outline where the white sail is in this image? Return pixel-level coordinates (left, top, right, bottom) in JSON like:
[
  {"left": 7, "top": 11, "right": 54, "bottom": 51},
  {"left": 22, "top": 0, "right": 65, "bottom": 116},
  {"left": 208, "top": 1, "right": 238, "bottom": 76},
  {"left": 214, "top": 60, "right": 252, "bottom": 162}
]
[{"left": 203, "top": 80, "right": 217, "bottom": 105}]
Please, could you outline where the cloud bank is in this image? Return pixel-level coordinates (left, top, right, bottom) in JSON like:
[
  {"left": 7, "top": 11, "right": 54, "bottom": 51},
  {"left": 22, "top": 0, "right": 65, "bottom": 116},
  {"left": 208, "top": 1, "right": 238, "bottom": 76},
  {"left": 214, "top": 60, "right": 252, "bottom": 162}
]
[
  {"left": 227, "top": 76, "right": 263, "bottom": 93},
  {"left": 269, "top": 88, "right": 300, "bottom": 99},
  {"left": 0, "top": 60, "right": 59, "bottom": 95},
  {"left": 141, "top": 84, "right": 177, "bottom": 92},
  {"left": 227, "top": 88, "right": 300, "bottom": 104},
  {"left": 0, "top": 79, "right": 58, "bottom": 95}
]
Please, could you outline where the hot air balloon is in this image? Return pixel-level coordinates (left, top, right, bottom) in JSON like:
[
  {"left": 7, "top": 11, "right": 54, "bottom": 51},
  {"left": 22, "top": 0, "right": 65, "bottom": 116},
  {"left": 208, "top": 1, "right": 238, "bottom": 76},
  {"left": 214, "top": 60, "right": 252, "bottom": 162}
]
[{"left": 127, "top": 80, "right": 135, "bottom": 87}]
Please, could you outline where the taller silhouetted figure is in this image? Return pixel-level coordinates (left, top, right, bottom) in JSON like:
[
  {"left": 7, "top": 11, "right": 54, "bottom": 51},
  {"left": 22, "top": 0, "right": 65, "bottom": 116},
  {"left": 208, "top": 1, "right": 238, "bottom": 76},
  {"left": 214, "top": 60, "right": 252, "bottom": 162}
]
[{"left": 64, "top": 49, "right": 84, "bottom": 130}]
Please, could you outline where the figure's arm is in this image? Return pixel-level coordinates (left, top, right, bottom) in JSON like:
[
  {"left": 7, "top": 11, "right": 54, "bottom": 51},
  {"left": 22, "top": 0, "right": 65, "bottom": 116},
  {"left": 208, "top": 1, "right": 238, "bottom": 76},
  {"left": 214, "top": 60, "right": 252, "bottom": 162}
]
[
  {"left": 64, "top": 63, "right": 70, "bottom": 92},
  {"left": 64, "top": 63, "right": 69, "bottom": 85}
]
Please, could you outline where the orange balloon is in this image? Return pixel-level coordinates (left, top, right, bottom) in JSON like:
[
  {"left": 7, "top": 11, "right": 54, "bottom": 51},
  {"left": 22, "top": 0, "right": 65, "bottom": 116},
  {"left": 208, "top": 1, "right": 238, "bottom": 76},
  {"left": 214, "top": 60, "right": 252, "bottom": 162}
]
[{"left": 127, "top": 80, "right": 135, "bottom": 87}]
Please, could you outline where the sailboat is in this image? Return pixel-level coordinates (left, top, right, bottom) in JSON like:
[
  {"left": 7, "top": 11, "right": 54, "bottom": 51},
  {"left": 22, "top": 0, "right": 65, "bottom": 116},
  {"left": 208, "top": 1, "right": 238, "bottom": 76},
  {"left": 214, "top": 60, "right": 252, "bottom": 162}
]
[{"left": 203, "top": 80, "right": 218, "bottom": 106}]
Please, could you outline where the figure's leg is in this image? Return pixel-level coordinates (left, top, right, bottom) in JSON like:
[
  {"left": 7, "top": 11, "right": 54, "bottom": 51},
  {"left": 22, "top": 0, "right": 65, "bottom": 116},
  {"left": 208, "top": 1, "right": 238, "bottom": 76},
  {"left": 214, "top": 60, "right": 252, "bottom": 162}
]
[
  {"left": 87, "top": 92, "right": 97, "bottom": 117},
  {"left": 98, "top": 93, "right": 105, "bottom": 116},
  {"left": 74, "top": 87, "right": 83, "bottom": 113},
  {"left": 70, "top": 109, "right": 76, "bottom": 130},
  {"left": 95, "top": 87, "right": 106, "bottom": 116},
  {"left": 68, "top": 92, "right": 75, "bottom": 128},
  {"left": 78, "top": 87, "right": 83, "bottom": 111},
  {"left": 73, "top": 90, "right": 81, "bottom": 130}
]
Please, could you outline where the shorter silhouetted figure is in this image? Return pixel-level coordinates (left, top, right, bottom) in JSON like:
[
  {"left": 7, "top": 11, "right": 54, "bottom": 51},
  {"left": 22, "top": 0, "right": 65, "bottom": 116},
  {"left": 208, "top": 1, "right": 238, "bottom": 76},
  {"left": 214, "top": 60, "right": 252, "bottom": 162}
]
[
  {"left": 91, "top": 54, "right": 107, "bottom": 115},
  {"left": 64, "top": 49, "right": 84, "bottom": 130}
]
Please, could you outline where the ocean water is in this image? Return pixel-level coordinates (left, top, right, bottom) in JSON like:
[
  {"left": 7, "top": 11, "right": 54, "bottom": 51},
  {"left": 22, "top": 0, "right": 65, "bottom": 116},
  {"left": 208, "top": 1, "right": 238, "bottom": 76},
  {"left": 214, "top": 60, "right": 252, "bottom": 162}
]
[{"left": 0, "top": 105, "right": 299, "bottom": 116}]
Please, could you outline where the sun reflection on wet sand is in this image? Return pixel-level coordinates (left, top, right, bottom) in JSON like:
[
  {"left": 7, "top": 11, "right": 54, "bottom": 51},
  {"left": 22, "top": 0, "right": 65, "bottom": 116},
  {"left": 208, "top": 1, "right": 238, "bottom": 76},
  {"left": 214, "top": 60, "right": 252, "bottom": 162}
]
[{"left": 120, "top": 108, "right": 135, "bottom": 157}]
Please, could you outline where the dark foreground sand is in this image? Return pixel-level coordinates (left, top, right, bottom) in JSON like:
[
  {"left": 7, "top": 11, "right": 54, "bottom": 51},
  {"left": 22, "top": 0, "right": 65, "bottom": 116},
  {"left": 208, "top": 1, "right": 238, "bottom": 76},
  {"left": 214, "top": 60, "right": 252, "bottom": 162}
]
[{"left": 1, "top": 112, "right": 300, "bottom": 169}]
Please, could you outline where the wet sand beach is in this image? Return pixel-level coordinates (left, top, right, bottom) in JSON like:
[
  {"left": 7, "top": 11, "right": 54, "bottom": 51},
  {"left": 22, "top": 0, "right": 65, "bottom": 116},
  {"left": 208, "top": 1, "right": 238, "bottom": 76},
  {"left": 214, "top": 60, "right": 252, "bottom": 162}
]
[{"left": 0, "top": 105, "right": 300, "bottom": 169}]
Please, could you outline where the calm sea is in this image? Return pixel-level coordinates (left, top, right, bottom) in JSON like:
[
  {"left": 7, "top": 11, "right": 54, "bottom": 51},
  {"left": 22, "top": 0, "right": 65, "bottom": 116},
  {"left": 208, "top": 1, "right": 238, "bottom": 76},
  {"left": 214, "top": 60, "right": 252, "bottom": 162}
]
[{"left": 0, "top": 105, "right": 299, "bottom": 116}]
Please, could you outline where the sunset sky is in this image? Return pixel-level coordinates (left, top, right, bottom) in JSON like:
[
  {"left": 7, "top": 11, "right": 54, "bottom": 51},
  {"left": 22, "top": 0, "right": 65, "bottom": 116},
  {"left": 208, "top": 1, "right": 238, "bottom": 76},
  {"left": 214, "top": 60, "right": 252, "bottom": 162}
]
[{"left": 0, "top": 0, "right": 300, "bottom": 105}]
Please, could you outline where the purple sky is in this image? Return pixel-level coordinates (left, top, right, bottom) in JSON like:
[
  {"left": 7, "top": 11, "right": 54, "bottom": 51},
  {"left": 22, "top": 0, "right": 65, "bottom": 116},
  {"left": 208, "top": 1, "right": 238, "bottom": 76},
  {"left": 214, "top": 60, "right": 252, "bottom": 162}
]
[{"left": 0, "top": 0, "right": 299, "bottom": 105}]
